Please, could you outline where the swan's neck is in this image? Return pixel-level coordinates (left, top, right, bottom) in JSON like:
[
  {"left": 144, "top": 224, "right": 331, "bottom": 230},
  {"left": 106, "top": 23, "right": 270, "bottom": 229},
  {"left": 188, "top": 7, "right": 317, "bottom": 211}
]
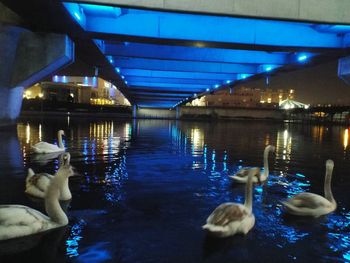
[
  {"left": 244, "top": 174, "right": 254, "bottom": 212},
  {"left": 60, "top": 178, "right": 72, "bottom": 200},
  {"left": 262, "top": 148, "right": 270, "bottom": 179},
  {"left": 324, "top": 167, "right": 335, "bottom": 204},
  {"left": 45, "top": 176, "right": 68, "bottom": 225},
  {"left": 57, "top": 132, "right": 64, "bottom": 149}
]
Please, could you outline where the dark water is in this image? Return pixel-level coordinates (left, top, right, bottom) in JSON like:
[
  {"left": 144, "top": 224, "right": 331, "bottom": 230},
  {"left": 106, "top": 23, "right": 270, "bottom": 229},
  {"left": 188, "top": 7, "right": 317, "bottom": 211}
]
[{"left": 0, "top": 117, "right": 350, "bottom": 263}]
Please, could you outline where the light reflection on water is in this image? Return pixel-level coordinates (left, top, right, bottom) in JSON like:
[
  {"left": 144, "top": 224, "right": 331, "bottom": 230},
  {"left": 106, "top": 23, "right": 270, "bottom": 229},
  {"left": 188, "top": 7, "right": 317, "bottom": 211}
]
[
  {"left": 66, "top": 219, "right": 87, "bottom": 257},
  {"left": 0, "top": 118, "right": 350, "bottom": 262}
]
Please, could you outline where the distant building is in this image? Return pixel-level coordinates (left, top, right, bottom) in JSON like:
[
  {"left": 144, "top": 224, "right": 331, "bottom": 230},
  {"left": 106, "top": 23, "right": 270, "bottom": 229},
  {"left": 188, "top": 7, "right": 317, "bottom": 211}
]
[
  {"left": 23, "top": 76, "right": 131, "bottom": 106},
  {"left": 260, "top": 88, "right": 294, "bottom": 105},
  {"left": 187, "top": 86, "right": 295, "bottom": 108}
]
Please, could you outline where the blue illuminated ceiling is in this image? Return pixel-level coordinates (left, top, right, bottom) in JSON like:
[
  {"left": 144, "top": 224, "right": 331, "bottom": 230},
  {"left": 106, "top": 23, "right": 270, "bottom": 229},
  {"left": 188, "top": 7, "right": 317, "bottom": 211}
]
[{"left": 63, "top": 2, "right": 350, "bottom": 108}]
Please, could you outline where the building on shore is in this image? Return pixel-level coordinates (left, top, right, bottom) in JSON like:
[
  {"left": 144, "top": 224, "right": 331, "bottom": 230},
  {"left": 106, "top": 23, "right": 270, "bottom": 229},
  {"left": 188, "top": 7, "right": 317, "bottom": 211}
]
[
  {"left": 187, "top": 86, "right": 296, "bottom": 108},
  {"left": 23, "top": 76, "right": 131, "bottom": 106}
]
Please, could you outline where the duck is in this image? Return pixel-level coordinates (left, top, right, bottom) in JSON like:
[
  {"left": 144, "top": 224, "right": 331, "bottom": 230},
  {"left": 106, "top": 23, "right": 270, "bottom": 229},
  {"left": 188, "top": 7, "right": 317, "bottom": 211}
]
[
  {"left": 31, "top": 130, "right": 65, "bottom": 154},
  {"left": 0, "top": 163, "right": 74, "bottom": 241},
  {"left": 229, "top": 145, "right": 275, "bottom": 183},
  {"left": 202, "top": 167, "right": 260, "bottom": 237},
  {"left": 281, "top": 159, "right": 336, "bottom": 217},
  {"left": 25, "top": 153, "right": 72, "bottom": 200}
]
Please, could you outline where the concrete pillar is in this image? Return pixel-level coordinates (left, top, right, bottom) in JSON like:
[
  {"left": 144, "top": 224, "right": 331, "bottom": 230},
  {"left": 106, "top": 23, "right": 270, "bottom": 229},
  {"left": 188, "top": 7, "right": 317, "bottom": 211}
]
[
  {"left": 338, "top": 55, "right": 350, "bottom": 85},
  {"left": 0, "top": 86, "right": 24, "bottom": 126},
  {"left": 176, "top": 106, "right": 180, "bottom": 119},
  {"left": 0, "top": 25, "right": 74, "bottom": 126},
  {"left": 132, "top": 104, "right": 137, "bottom": 118}
]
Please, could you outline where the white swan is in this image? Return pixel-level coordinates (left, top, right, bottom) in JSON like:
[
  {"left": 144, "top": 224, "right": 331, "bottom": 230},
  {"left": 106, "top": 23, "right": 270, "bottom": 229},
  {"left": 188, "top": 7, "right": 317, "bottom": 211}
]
[
  {"left": 31, "top": 130, "right": 65, "bottom": 154},
  {"left": 0, "top": 164, "right": 74, "bottom": 241},
  {"left": 229, "top": 145, "right": 275, "bottom": 183},
  {"left": 281, "top": 159, "right": 336, "bottom": 217},
  {"left": 25, "top": 153, "right": 72, "bottom": 200},
  {"left": 203, "top": 167, "right": 260, "bottom": 237},
  {"left": 31, "top": 151, "right": 63, "bottom": 166}
]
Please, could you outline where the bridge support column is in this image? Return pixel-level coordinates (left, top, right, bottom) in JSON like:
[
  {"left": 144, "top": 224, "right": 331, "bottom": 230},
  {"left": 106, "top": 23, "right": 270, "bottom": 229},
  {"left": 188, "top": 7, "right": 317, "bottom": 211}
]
[
  {"left": 176, "top": 107, "right": 180, "bottom": 119},
  {"left": 132, "top": 105, "right": 137, "bottom": 118},
  {"left": 0, "top": 25, "right": 74, "bottom": 127},
  {"left": 338, "top": 56, "right": 350, "bottom": 85}
]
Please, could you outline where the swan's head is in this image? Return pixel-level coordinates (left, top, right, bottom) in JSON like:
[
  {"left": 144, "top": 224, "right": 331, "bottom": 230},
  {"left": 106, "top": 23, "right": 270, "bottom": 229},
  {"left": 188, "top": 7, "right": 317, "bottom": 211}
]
[
  {"left": 248, "top": 167, "right": 261, "bottom": 183},
  {"left": 266, "top": 145, "right": 275, "bottom": 153},
  {"left": 326, "top": 159, "right": 334, "bottom": 170},
  {"left": 59, "top": 152, "right": 71, "bottom": 167},
  {"left": 58, "top": 130, "right": 65, "bottom": 136}
]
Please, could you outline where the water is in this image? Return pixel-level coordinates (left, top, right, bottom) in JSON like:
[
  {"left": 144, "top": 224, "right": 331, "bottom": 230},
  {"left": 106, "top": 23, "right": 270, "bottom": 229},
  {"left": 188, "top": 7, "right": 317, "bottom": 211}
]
[{"left": 0, "top": 117, "right": 350, "bottom": 263}]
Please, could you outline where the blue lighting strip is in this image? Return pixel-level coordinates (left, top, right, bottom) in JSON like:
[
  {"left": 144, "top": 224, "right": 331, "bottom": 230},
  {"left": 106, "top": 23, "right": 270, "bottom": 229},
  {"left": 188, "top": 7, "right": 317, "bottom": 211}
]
[{"left": 63, "top": 2, "right": 350, "bottom": 48}]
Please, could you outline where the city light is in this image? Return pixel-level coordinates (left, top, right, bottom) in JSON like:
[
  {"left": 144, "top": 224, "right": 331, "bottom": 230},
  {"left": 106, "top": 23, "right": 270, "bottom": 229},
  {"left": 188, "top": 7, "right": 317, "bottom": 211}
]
[{"left": 115, "top": 68, "right": 120, "bottom": 73}]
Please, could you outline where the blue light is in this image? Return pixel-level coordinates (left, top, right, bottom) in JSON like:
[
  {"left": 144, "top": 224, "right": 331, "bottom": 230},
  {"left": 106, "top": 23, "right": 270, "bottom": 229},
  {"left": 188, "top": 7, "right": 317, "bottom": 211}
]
[
  {"left": 74, "top": 12, "right": 81, "bottom": 21},
  {"left": 92, "top": 76, "right": 97, "bottom": 87},
  {"left": 297, "top": 54, "right": 308, "bottom": 62},
  {"left": 266, "top": 66, "right": 272, "bottom": 72},
  {"left": 53, "top": 75, "right": 59, "bottom": 82},
  {"left": 125, "top": 80, "right": 128, "bottom": 84},
  {"left": 115, "top": 67, "right": 120, "bottom": 73},
  {"left": 226, "top": 80, "right": 231, "bottom": 84},
  {"left": 214, "top": 84, "right": 219, "bottom": 88},
  {"left": 237, "top": 73, "right": 252, "bottom": 80},
  {"left": 194, "top": 93, "right": 197, "bottom": 97},
  {"left": 62, "top": 75, "right": 67, "bottom": 82},
  {"left": 63, "top": 2, "right": 350, "bottom": 49},
  {"left": 206, "top": 88, "right": 210, "bottom": 92},
  {"left": 121, "top": 75, "right": 125, "bottom": 79}
]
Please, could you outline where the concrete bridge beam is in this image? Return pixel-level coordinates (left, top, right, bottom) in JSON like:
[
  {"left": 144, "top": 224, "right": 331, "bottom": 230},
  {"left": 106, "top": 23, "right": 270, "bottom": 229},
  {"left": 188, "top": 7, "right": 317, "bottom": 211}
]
[
  {"left": 72, "top": 0, "right": 350, "bottom": 24},
  {"left": 0, "top": 25, "right": 74, "bottom": 127}
]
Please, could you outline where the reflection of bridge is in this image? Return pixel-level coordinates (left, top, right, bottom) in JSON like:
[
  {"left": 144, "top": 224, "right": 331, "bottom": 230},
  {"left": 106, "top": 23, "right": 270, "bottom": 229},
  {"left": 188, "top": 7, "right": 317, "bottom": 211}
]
[{"left": 1, "top": 0, "right": 350, "bottom": 126}]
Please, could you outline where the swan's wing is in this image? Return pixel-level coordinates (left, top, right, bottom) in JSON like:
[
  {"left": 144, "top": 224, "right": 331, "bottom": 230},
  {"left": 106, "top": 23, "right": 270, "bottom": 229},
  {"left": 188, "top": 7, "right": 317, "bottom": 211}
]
[
  {"left": 207, "top": 203, "right": 248, "bottom": 226},
  {"left": 31, "top": 142, "right": 63, "bottom": 153},
  {"left": 26, "top": 174, "right": 52, "bottom": 190},
  {"left": 286, "top": 192, "right": 330, "bottom": 208},
  {"left": 0, "top": 205, "right": 51, "bottom": 240},
  {"left": 31, "top": 151, "right": 62, "bottom": 164}
]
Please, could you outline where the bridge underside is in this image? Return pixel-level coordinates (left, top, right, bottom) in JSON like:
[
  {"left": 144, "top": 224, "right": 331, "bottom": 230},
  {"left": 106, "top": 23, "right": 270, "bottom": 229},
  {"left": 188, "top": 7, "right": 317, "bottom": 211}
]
[{"left": 3, "top": 0, "right": 350, "bottom": 108}]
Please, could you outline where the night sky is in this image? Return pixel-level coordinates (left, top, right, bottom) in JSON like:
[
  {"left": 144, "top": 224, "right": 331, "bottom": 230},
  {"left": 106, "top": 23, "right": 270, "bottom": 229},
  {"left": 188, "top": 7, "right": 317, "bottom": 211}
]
[{"left": 240, "top": 59, "right": 350, "bottom": 105}]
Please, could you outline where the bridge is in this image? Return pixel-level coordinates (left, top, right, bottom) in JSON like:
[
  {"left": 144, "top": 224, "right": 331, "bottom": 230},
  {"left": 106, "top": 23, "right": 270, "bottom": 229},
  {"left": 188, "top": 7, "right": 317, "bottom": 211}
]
[{"left": 1, "top": 0, "right": 350, "bottom": 125}]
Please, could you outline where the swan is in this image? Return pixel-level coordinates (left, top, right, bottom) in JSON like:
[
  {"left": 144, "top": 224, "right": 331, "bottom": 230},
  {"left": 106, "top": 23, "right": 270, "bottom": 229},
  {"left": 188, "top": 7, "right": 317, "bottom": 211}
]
[
  {"left": 229, "top": 145, "right": 275, "bottom": 183},
  {"left": 0, "top": 164, "right": 74, "bottom": 241},
  {"left": 25, "top": 153, "right": 72, "bottom": 200},
  {"left": 202, "top": 167, "right": 260, "bottom": 237},
  {"left": 31, "top": 130, "right": 65, "bottom": 154},
  {"left": 281, "top": 159, "right": 336, "bottom": 217},
  {"left": 31, "top": 151, "right": 63, "bottom": 166}
]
